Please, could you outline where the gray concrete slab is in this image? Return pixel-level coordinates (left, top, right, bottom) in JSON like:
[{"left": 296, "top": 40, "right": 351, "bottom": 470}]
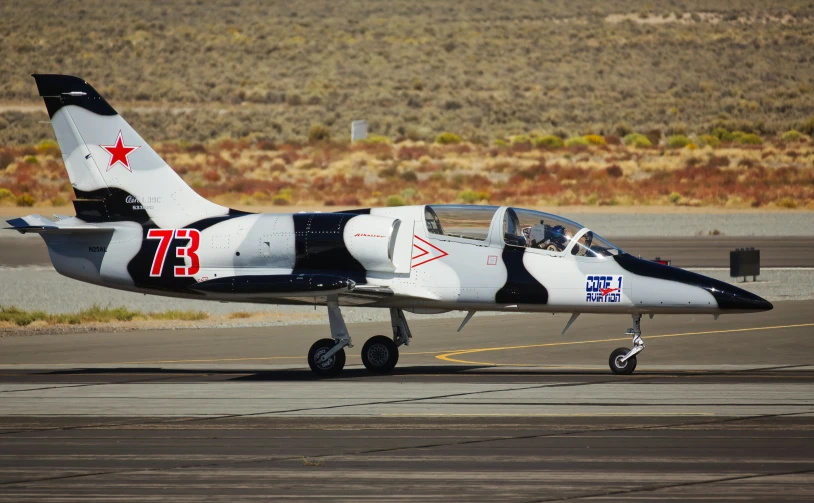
[
  {"left": 0, "top": 301, "right": 813, "bottom": 501},
  {"left": 0, "top": 415, "right": 813, "bottom": 501}
]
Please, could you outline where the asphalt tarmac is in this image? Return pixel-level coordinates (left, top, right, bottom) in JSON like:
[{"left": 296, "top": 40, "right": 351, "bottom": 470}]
[
  {"left": 2, "top": 235, "right": 814, "bottom": 268},
  {"left": 1, "top": 301, "right": 813, "bottom": 501}
]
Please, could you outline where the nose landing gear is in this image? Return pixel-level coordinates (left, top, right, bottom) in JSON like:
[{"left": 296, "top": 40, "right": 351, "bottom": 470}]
[{"left": 609, "top": 314, "right": 645, "bottom": 375}]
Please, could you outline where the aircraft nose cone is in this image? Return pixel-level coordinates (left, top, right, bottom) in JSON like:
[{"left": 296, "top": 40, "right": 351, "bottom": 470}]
[
  {"left": 710, "top": 283, "right": 773, "bottom": 312},
  {"left": 613, "top": 254, "right": 773, "bottom": 312}
]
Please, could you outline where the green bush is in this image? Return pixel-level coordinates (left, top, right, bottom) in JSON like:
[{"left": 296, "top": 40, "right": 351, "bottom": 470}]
[
  {"left": 667, "top": 135, "right": 692, "bottom": 148},
  {"left": 307, "top": 123, "right": 331, "bottom": 142},
  {"left": 493, "top": 138, "right": 509, "bottom": 147},
  {"left": 358, "top": 134, "right": 392, "bottom": 144},
  {"left": 613, "top": 122, "right": 633, "bottom": 137},
  {"left": 78, "top": 304, "right": 141, "bottom": 322},
  {"left": 15, "top": 193, "right": 35, "bottom": 207},
  {"left": 0, "top": 306, "right": 45, "bottom": 326},
  {"left": 564, "top": 136, "right": 589, "bottom": 147},
  {"left": 668, "top": 192, "right": 681, "bottom": 204},
  {"left": 386, "top": 195, "right": 406, "bottom": 206},
  {"left": 698, "top": 135, "right": 720, "bottom": 148},
  {"left": 458, "top": 190, "right": 489, "bottom": 203},
  {"left": 0, "top": 188, "right": 14, "bottom": 204},
  {"left": 23, "top": 155, "right": 39, "bottom": 164},
  {"left": 435, "top": 132, "right": 462, "bottom": 145},
  {"left": 36, "top": 139, "right": 60, "bottom": 156},
  {"left": 623, "top": 133, "right": 652, "bottom": 148},
  {"left": 0, "top": 304, "right": 209, "bottom": 326},
  {"left": 510, "top": 134, "right": 531, "bottom": 145},
  {"left": 50, "top": 196, "right": 67, "bottom": 206},
  {"left": 583, "top": 134, "right": 606, "bottom": 146},
  {"left": 776, "top": 197, "right": 798, "bottom": 209},
  {"left": 149, "top": 309, "right": 209, "bottom": 321},
  {"left": 800, "top": 115, "right": 814, "bottom": 136},
  {"left": 731, "top": 131, "right": 762, "bottom": 144},
  {"left": 711, "top": 127, "right": 735, "bottom": 142},
  {"left": 781, "top": 130, "right": 804, "bottom": 142},
  {"left": 531, "top": 135, "right": 564, "bottom": 149}
]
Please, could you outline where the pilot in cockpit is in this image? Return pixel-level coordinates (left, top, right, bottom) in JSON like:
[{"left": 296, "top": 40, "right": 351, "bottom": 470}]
[{"left": 527, "top": 220, "right": 570, "bottom": 252}]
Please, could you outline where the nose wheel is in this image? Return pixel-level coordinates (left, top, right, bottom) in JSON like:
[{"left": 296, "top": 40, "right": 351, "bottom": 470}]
[
  {"left": 609, "top": 347, "right": 637, "bottom": 375},
  {"left": 609, "top": 314, "right": 645, "bottom": 375}
]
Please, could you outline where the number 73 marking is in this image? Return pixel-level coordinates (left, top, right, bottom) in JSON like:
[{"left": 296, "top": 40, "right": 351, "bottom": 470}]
[{"left": 146, "top": 228, "right": 201, "bottom": 277}]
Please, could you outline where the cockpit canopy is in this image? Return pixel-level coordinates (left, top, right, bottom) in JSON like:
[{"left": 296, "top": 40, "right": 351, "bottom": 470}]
[
  {"left": 424, "top": 205, "right": 623, "bottom": 258},
  {"left": 502, "top": 207, "right": 623, "bottom": 257}
]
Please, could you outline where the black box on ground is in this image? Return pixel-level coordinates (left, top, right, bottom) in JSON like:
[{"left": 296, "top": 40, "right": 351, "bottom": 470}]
[{"left": 730, "top": 248, "right": 760, "bottom": 281}]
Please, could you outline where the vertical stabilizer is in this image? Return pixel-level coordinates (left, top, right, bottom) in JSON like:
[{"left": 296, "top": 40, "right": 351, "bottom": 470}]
[{"left": 32, "top": 74, "right": 230, "bottom": 227}]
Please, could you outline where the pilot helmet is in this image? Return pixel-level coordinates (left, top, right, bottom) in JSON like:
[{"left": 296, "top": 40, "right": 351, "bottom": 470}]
[{"left": 551, "top": 225, "right": 569, "bottom": 245}]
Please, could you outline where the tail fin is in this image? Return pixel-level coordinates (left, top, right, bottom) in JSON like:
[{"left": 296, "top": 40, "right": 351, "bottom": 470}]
[{"left": 33, "top": 74, "right": 230, "bottom": 227}]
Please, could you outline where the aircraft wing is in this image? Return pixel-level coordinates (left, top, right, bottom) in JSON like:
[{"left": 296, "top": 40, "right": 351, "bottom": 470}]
[{"left": 188, "top": 274, "right": 394, "bottom": 299}]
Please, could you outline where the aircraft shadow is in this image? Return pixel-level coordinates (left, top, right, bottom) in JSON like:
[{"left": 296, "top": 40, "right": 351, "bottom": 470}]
[{"left": 34, "top": 365, "right": 809, "bottom": 381}]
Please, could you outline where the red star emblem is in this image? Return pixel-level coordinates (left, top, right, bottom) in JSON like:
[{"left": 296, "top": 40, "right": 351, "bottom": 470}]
[{"left": 100, "top": 130, "right": 140, "bottom": 172}]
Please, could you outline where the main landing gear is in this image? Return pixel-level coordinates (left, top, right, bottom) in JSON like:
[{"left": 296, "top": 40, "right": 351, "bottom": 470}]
[
  {"left": 307, "top": 297, "right": 412, "bottom": 378},
  {"left": 609, "top": 314, "right": 645, "bottom": 375}
]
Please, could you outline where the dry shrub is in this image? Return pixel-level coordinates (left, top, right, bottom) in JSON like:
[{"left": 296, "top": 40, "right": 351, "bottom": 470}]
[{"left": 605, "top": 165, "right": 623, "bottom": 178}]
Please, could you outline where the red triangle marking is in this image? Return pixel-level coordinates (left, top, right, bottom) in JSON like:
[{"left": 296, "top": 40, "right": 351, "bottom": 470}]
[{"left": 412, "top": 235, "right": 449, "bottom": 268}]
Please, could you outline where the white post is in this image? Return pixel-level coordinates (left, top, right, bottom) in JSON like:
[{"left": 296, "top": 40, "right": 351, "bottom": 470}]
[{"left": 351, "top": 120, "right": 367, "bottom": 142}]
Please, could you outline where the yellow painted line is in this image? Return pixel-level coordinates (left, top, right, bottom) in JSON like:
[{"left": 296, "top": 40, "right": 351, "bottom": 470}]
[
  {"left": 435, "top": 323, "right": 814, "bottom": 366},
  {"left": 383, "top": 413, "right": 716, "bottom": 417},
  {"left": 0, "top": 349, "right": 462, "bottom": 367},
  {"left": 102, "top": 349, "right": 453, "bottom": 365},
  {"left": 2, "top": 323, "right": 811, "bottom": 368}
]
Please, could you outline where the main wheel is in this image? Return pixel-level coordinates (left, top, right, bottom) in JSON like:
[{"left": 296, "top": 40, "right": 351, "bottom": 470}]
[
  {"left": 361, "top": 335, "right": 399, "bottom": 374},
  {"left": 308, "top": 338, "right": 346, "bottom": 377},
  {"left": 609, "top": 347, "right": 637, "bottom": 375}
]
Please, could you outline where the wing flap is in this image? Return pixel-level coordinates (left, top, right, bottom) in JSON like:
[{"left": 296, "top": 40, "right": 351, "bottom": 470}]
[
  {"left": 189, "top": 274, "right": 356, "bottom": 296},
  {"left": 188, "top": 274, "right": 396, "bottom": 299}
]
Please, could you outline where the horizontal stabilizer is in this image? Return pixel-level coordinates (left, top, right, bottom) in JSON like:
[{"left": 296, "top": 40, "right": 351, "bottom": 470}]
[
  {"left": 188, "top": 274, "right": 357, "bottom": 295},
  {"left": 5, "top": 216, "right": 114, "bottom": 234}
]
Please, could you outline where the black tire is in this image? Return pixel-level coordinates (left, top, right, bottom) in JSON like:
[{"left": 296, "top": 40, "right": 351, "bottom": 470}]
[
  {"left": 361, "top": 335, "right": 399, "bottom": 374},
  {"left": 308, "top": 338, "right": 346, "bottom": 377},
  {"left": 609, "top": 347, "right": 636, "bottom": 375}
]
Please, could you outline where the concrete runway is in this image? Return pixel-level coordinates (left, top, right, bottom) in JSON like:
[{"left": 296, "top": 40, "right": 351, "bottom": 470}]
[
  {"left": 1, "top": 301, "right": 813, "bottom": 501},
  {"left": 2, "top": 235, "right": 814, "bottom": 268}
]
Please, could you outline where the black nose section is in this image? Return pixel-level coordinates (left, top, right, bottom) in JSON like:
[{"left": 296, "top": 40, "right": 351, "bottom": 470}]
[
  {"left": 614, "top": 253, "right": 773, "bottom": 312},
  {"left": 707, "top": 283, "right": 773, "bottom": 311}
]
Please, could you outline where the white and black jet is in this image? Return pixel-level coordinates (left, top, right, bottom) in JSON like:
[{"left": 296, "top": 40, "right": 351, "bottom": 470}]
[{"left": 6, "top": 75, "right": 773, "bottom": 376}]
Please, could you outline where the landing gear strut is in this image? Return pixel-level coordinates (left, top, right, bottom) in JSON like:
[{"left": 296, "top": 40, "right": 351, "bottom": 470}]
[
  {"left": 307, "top": 302, "right": 414, "bottom": 377},
  {"left": 609, "top": 314, "right": 645, "bottom": 375},
  {"left": 360, "top": 308, "right": 412, "bottom": 374},
  {"left": 307, "top": 296, "right": 350, "bottom": 377}
]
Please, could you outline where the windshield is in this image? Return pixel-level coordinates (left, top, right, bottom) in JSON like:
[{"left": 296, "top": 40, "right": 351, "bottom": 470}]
[
  {"left": 503, "top": 208, "right": 623, "bottom": 257},
  {"left": 425, "top": 205, "right": 499, "bottom": 242}
]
